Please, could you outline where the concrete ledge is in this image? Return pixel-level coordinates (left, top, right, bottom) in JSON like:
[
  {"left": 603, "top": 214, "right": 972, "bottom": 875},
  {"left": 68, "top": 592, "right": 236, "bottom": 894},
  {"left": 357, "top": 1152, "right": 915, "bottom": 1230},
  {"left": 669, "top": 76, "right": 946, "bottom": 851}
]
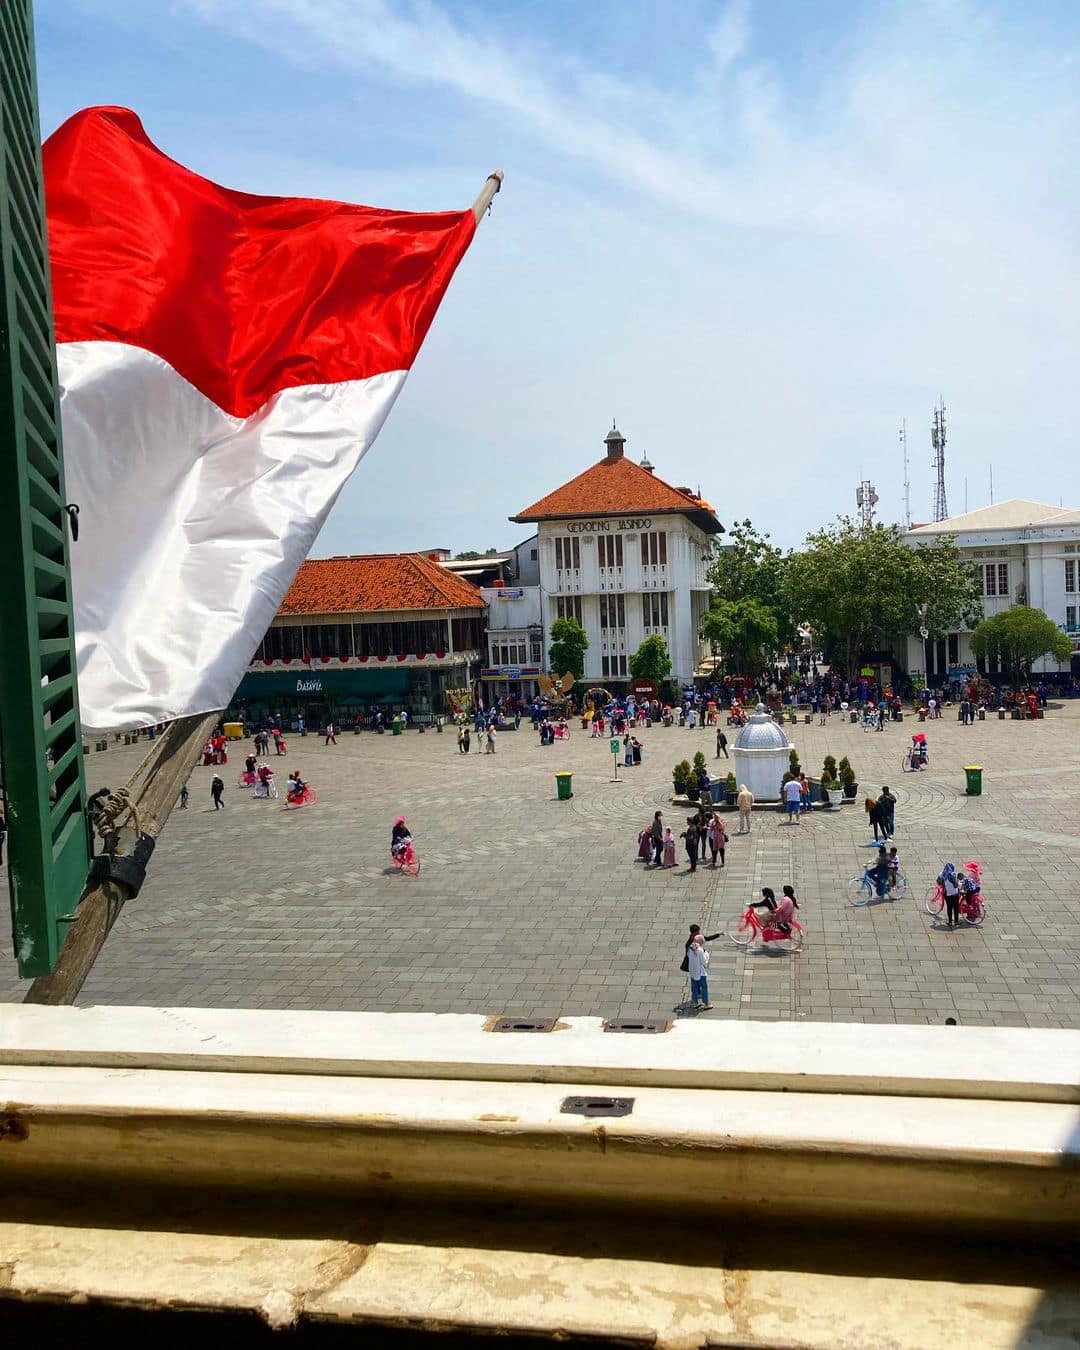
[{"left": 3, "top": 1005, "right": 1078, "bottom": 1104}]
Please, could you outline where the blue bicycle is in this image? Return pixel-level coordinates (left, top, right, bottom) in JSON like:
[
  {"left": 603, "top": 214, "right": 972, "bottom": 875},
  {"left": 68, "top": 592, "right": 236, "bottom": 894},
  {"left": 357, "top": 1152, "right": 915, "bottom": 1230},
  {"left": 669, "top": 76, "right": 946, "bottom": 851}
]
[{"left": 848, "top": 867, "right": 907, "bottom": 905}]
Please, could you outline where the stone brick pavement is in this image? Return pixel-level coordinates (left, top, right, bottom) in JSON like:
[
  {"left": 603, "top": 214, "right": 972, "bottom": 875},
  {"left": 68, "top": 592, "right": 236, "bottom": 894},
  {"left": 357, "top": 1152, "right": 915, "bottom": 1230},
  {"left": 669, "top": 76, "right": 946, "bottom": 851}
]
[{"left": 3, "top": 704, "right": 1080, "bottom": 1026}]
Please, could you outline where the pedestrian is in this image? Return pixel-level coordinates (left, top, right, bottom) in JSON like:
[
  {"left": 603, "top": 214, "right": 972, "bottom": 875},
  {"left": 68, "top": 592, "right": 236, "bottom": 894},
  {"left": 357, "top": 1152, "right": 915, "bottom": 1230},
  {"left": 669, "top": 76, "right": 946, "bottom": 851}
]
[
  {"left": 783, "top": 775, "right": 803, "bottom": 825},
  {"left": 680, "top": 816, "right": 700, "bottom": 872},
  {"left": 650, "top": 810, "right": 665, "bottom": 866},
  {"left": 325, "top": 722, "right": 337, "bottom": 745},
  {"left": 179, "top": 783, "right": 189, "bottom": 810},
  {"left": 938, "top": 862, "right": 961, "bottom": 929},
  {"left": 457, "top": 723, "right": 466, "bottom": 753},
  {"left": 400, "top": 707, "right": 409, "bottom": 730},
  {"left": 737, "top": 783, "right": 754, "bottom": 834},
  {"left": 865, "top": 795, "right": 883, "bottom": 842},
  {"left": 662, "top": 826, "right": 676, "bottom": 868},
  {"left": 686, "top": 934, "right": 712, "bottom": 1010},
  {"left": 211, "top": 775, "right": 225, "bottom": 809},
  {"left": 463, "top": 726, "right": 471, "bottom": 753},
  {"left": 486, "top": 724, "right": 496, "bottom": 753},
  {"left": 716, "top": 729, "right": 729, "bottom": 758},
  {"left": 799, "top": 772, "right": 811, "bottom": 812},
  {"left": 878, "top": 786, "right": 896, "bottom": 838},
  {"left": 297, "top": 714, "right": 306, "bottom": 736},
  {"left": 708, "top": 813, "right": 727, "bottom": 868}
]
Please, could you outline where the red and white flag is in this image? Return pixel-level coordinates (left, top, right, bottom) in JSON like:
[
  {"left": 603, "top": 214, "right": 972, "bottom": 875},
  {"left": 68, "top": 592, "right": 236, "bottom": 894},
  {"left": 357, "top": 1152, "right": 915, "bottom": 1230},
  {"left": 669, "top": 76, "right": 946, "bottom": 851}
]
[{"left": 44, "top": 106, "right": 477, "bottom": 729}]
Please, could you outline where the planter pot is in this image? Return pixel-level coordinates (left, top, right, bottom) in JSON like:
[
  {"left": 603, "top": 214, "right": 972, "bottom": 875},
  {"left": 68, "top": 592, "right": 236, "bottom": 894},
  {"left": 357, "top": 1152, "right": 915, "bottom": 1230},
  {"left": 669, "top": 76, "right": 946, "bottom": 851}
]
[
  {"left": 826, "top": 788, "right": 844, "bottom": 808},
  {"left": 842, "top": 783, "right": 858, "bottom": 800},
  {"left": 725, "top": 790, "right": 737, "bottom": 806}
]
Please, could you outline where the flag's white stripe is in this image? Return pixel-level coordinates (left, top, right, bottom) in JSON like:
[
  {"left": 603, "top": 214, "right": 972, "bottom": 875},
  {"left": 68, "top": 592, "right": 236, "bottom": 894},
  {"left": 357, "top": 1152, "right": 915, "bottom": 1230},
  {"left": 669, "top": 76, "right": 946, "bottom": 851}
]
[{"left": 58, "top": 340, "right": 406, "bottom": 729}]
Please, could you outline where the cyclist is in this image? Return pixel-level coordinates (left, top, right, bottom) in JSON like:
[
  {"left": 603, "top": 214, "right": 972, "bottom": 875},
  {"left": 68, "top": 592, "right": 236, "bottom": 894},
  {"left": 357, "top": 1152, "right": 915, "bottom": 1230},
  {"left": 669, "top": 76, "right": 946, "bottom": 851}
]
[
  {"left": 287, "top": 771, "right": 307, "bottom": 804},
  {"left": 391, "top": 816, "right": 413, "bottom": 858},
  {"left": 864, "top": 846, "right": 891, "bottom": 897},
  {"left": 773, "top": 885, "right": 799, "bottom": 934}
]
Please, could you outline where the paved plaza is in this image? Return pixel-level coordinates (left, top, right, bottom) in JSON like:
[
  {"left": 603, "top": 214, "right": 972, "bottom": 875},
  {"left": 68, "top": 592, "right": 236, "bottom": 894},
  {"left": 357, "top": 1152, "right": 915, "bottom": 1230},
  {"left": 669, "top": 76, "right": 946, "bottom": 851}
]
[{"left": 3, "top": 705, "right": 1080, "bottom": 1024}]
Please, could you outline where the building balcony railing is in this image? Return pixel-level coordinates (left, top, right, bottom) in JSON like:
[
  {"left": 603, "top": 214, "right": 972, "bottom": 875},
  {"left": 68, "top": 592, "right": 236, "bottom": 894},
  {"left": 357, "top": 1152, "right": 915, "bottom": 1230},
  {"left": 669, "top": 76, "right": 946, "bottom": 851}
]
[{"left": 250, "top": 651, "right": 479, "bottom": 669}]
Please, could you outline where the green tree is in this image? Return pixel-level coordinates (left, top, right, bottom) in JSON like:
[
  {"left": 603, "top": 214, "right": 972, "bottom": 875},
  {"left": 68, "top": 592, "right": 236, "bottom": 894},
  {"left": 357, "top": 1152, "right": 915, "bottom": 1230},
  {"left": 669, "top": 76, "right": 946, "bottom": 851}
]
[
  {"left": 628, "top": 634, "right": 672, "bottom": 684},
  {"left": 783, "top": 519, "right": 982, "bottom": 680},
  {"left": 548, "top": 617, "right": 589, "bottom": 680},
  {"left": 705, "top": 518, "right": 795, "bottom": 647},
  {"left": 970, "top": 606, "right": 1071, "bottom": 686},
  {"left": 699, "top": 597, "right": 779, "bottom": 674}
]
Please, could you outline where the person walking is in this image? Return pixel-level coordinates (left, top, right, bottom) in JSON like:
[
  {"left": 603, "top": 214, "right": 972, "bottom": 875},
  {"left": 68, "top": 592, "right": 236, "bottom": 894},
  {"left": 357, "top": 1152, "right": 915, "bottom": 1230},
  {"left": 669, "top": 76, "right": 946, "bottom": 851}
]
[
  {"left": 865, "top": 795, "right": 883, "bottom": 842},
  {"left": 650, "top": 810, "right": 665, "bottom": 866},
  {"left": 716, "top": 729, "right": 728, "bottom": 759},
  {"left": 878, "top": 786, "right": 896, "bottom": 839},
  {"left": 708, "top": 813, "right": 727, "bottom": 868},
  {"left": 662, "top": 827, "right": 676, "bottom": 868},
  {"left": 457, "top": 723, "right": 466, "bottom": 753},
  {"left": 783, "top": 776, "right": 803, "bottom": 825},
  {"left": 324, "top": 722, "right": 337, "bottom": 745},
  {"left": 399, "top": 707, "right": 409, "bottom": 730},
  {"left": 680, "top": 816, "right": 700, "bottom": 872},
  {"left": 737, "top": 783, "right": 754, "bottom": 834},
  {"left": 211, "top": 775, "right": 225, "bottom": 810},
  {"left": 686, "top": 934, "right": 712, "bottom": 1010},
  {"left": 179, "top": 783, "right": 189, "bottom": 810}
]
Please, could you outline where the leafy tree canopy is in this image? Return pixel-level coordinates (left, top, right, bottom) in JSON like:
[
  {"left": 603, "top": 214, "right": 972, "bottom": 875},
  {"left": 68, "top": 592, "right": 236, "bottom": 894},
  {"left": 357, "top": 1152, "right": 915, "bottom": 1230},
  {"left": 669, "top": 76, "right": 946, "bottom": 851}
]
[
  {"left": 700, "top": 596, "right": 779, "bottom": 674},
  {"left": 548, "top": 616, "right": 589, "bottom": 681},
  {"left": 782, "top": 519, "right": 982, "bottom": 680},
  {"left": 970, "top": 606, "right": 1071, "bottom": 685},
  {"left": 628, "top": 634, "right": 672, "bottom": 683},
  {"left": 705, "top": 519, "right": 795, "bottom": 647}
]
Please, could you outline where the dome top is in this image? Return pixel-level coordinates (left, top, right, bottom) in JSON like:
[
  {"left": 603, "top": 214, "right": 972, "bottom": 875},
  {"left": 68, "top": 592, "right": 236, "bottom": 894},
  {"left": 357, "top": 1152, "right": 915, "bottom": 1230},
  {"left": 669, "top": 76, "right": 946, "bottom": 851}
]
[{"left": 733, "top": 703, "right": 790, "bottom": 751}]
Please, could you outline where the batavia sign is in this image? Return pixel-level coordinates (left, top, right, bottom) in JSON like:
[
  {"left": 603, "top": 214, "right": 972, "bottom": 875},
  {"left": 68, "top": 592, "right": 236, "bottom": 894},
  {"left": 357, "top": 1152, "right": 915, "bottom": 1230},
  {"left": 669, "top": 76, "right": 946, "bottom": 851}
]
[{"left": 565, "top": 517, "right": 651, "bottom": 534}]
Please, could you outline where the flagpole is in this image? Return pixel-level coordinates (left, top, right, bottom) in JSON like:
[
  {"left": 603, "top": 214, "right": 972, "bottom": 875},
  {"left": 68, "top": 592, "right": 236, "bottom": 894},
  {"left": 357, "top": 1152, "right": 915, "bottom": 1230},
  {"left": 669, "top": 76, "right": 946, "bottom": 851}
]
[
  {"left": 471, "top": 171, "right": 503, "bottom": 223},
  {"left": 25, "top": 170, "right": 506, "bottom": 1006}
]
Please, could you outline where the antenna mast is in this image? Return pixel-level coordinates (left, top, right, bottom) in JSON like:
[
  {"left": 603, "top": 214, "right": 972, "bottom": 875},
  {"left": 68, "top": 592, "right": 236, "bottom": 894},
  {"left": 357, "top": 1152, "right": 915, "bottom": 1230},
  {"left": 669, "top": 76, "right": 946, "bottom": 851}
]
[
  {"left": 856, "top": 479, "right": 878, "bottom": 528},
  {"left": 900, "top": 419, "right": 911, "bottom": 528},
  {"left": 931, "top": 401, "right": 948, "bottom": 523}
]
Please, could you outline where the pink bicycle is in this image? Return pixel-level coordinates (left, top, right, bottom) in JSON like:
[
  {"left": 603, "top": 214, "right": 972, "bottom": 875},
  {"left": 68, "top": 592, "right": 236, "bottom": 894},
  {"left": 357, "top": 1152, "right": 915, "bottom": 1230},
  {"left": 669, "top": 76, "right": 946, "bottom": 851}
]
[
  {"left": 925, "top": 861, "right": 986, "bottom": 926},
  {"left": 727, "top": 905, "right": 803, "bottom": 953},
  {"left": 391, "top": 840, "right": 421, "bottom": 876}
]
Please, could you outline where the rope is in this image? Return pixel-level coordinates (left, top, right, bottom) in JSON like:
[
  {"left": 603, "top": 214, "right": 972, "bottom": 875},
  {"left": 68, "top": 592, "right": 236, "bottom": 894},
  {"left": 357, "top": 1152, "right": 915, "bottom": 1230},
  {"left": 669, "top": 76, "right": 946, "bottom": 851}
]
[{"left": 91, "top": 786, "right": 141, "bottom": 844}]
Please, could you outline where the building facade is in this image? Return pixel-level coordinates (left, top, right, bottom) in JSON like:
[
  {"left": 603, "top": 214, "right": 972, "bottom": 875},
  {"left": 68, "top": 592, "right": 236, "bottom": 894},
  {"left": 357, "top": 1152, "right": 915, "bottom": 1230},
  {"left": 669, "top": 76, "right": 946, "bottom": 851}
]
[
  {"left": 479, "top": 583, "right": 544, "bottom": 705},
  {"left": 230, "top": 553, "right": 484, "bottom": 727},
  {"left": 903, "top": 500, "right": 1080, "bottom": 682},
  {"left": 512, "top": 427, "right": 722, "bottom": 687}
]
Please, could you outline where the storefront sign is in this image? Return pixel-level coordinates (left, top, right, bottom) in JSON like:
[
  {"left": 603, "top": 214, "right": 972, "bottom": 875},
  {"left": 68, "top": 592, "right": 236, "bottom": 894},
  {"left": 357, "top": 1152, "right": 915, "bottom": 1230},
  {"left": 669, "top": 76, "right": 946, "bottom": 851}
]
[
  {"left": 496, "top": 588, "right": 525, "bottom": 599},
  {"left": 503, "top": 666, "right": 522, "bottom": 679},
  {"left": 565, "top": 517, "right": 652, "bottom": 534},
  {"left": 296, "top": 677, "right": 323, "bottom": 693},
  {"left": 630, "top": 678, "right": 658, "bottom": 698}
]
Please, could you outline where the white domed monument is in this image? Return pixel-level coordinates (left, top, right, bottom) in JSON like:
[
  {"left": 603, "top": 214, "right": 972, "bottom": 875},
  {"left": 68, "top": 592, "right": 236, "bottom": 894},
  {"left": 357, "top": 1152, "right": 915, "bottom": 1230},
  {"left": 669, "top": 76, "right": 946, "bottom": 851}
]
[{"left": 732, "top": 703, "right": 795, "bottom": 802}]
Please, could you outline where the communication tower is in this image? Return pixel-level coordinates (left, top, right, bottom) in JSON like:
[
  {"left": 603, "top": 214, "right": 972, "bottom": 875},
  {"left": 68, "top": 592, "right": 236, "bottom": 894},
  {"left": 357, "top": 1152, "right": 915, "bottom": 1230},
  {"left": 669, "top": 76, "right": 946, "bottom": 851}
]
[
  {"left": 900, "top": 420, "right": 911, "bottom": 528},
  {"left": 931, "top": 401, "right": 948, "bottom": 522},
  {"left": 855, "top": 480, "right": 878, "bottom": 527}
]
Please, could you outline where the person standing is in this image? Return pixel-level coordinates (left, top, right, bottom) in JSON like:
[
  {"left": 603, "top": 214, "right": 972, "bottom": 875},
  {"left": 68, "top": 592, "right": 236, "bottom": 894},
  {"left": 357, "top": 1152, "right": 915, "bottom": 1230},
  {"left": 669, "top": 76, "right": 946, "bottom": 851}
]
[
  {"left": 716, "top": 729, "right": 729, "bottom": 759},
  {"left": 799, "top": 772, "right": 811, "bottom": 812},
  {"left": 737, "top": 783, "right": 754, "bottom": 834},
  {"left": 865, "top": 795, "right": 882, "bottom": 841},
  {"left": 783, "top": 776, "right": 803, "bottom": 825},
  {"left": 400, "top": 707, "right": 409, "bottom": 730},
  {"left": 650, "top": 810, "right": 665, "bottom": 867},
  {"left": 939, "top": 863, "right": 961, "bottom": 929},
  {"left": 324, "top": 722, "right": 337, "bottom": 745},
  {"left": 680, "top": 816, "right": 700, "bottom": 872},
  {"left": 211, "top": 775, "right": 225, "bottom": 810},
  {"left": 662, "top": 827, "right": 676, "bottom": 868},
  {"left": 686, "top": 934, "right": 712, "bottom": 1010},
  {"left": 179, "top": 783, "right": 189, "bottom": 810},
  {"left": 486, "top": 724, "right": 496, "bottom": 754},
  {"left": 879, "top": 786, "right": 896, "bottom": 839},
  {"left": 457, "top": 723, "right": 465, "bottom": 753},
  {"left": 708, "top": 813, "right": 727, "bottom": 868}
]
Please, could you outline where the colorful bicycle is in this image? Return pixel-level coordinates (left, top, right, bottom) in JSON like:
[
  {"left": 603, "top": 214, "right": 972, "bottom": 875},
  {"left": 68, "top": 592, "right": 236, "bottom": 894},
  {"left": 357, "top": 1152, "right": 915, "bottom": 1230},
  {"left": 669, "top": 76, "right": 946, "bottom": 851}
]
[
  {"left": 391, "top": 840, "right": 421, "bottom": 876},
  {"left": 924, "top": 861, "right": 986, "bottom": 926},
  {"left": 726, "top": 906, "right": 803, "bottom": 953},
  {"left": 849, "top": 868, "right": 907, "bottom": 904},
  {"left": 282, "top": 784, "right": 318, "bottom": 810}
]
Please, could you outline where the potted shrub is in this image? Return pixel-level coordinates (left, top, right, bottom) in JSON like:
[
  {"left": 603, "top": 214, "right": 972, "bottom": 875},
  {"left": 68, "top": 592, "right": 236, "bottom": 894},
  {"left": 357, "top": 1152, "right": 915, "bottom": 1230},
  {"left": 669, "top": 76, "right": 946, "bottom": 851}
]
[
  {"left": 788, "top": 748, "right": 801, "bottom": 777},
  {"left": 823, "top": 754, "right": 838, "bottom": 782},
  {"left": 673, "top": 759, "right": 693, "bottom": 797},
  {"left": 724, "top": 772, "right": 737, "bottom": 806},
  {"left": 839, "top": 756, "right": 858, "bottom": 801}
]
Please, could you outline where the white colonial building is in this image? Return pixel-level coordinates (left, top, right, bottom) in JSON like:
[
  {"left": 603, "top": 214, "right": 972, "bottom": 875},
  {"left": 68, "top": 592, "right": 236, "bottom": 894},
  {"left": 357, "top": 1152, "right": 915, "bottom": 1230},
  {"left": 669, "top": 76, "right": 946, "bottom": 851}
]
[
  {"left": 511, "top": 426, "right": 723, "bottom": 686},
  {"left": 903, "top": 500, "right": 1080, "bottom": 683}
]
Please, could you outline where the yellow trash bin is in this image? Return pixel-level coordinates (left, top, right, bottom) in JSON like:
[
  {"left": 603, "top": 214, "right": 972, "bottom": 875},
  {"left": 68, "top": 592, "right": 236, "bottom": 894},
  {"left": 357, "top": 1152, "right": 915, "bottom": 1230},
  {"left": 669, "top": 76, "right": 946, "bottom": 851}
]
[{"left": 224, "top": 721, "right": 245, "bottom": 740}]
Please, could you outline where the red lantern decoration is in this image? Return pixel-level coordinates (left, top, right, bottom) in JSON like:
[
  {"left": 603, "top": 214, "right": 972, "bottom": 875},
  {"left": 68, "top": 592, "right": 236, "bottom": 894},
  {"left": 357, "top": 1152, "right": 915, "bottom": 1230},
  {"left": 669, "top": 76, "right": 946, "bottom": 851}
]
[
  {"left": 263, "top": 658, "right": 272, "bottom": 666},
  {"left": 377, "top": 654, "right": 387, "bottom": 662},
  {"left": 357, "top": 655, "right": 368, "bottom": 663},
  {"left": 321, "top": 656, "right": 330, "bottom": 663},
  {"left": 435, "top": 651, "right": 446, "bottom": 660},
  {"left": 282, "top": 658, "right": 292, "bottom": 665},
  {"left": 416, "top": 652, "right": 426, "bottom": 661},
  {"left": 397, "top": 653, "right": 408, "bottom": 661}
]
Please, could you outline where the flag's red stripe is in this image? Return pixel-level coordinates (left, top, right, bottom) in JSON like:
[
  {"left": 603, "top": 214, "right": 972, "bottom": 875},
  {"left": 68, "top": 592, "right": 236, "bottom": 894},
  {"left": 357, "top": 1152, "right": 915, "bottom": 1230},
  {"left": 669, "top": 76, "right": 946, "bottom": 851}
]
[{"left": 44, "top": 107, "right": 475, "bottom": 419}]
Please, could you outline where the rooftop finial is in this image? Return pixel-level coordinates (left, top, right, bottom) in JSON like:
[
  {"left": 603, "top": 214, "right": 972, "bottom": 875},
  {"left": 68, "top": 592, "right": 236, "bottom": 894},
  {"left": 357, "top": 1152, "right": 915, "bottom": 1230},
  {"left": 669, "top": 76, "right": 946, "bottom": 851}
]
[{"left": 604, "top": 422, "right": 625, "bottom": 460}]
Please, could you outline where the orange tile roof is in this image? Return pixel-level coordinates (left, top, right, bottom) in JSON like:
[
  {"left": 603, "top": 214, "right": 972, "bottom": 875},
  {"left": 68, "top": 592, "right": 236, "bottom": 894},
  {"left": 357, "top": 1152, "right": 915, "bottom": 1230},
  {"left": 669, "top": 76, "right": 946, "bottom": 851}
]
[
  {"left": 512, "top": 456, "right": 722, "bottom": 533},
  {"left": 279, "top": 553, "right": 484, "bottom": 616}
]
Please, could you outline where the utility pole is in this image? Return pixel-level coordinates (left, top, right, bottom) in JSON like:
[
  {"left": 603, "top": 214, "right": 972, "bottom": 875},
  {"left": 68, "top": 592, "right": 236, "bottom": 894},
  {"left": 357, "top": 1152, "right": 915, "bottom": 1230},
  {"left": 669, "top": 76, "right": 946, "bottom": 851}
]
[
  {"left": 900, "top": 420, "right": 911, "bottom": 528},
  {"left": 931, "top": 401, "right": 948, "bottom": 523}
]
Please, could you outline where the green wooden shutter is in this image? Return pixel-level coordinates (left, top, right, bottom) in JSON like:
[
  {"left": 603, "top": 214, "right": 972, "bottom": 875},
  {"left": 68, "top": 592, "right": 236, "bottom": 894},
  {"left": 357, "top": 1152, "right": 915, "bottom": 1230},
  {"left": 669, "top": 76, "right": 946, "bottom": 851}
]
[{"left": 0, "top": 0, "right": 91, "bottom": 976}]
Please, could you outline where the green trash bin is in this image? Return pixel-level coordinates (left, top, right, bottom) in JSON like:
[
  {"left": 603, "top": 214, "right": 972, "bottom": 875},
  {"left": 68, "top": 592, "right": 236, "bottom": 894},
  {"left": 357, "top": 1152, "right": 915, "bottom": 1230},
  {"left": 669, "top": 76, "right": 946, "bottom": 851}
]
[
  {"left": 555, "top": 771, "right": 573, "bottom": 801},
  {"left": 964, "top": 765, "right": 983, "bottom": 796},
  {"left": 392, "top": 718, "right": 402, "bottom": 736}
]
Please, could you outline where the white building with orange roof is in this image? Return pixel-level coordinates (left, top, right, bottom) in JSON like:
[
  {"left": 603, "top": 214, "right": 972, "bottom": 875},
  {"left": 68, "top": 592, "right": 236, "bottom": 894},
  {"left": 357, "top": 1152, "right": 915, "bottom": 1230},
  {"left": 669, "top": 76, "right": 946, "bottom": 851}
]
[{"left": 511, "top": 426, "right": 723, "bottom": 688}]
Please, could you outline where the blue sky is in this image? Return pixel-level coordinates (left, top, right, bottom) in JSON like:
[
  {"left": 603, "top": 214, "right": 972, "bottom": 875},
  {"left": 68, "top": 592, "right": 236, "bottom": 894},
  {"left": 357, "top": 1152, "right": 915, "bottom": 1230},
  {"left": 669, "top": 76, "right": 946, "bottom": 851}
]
[{"left": 35, "top": 0, "right": 1080, "bottom": 551}]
